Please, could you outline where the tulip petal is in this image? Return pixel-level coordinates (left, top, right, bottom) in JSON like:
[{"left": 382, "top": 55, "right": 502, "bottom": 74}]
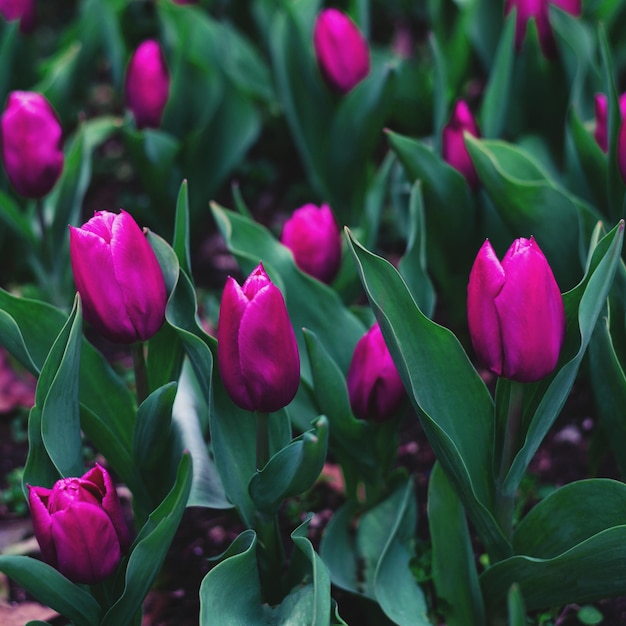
[
  {"left": 217, "top": 276, "right": 255, "bottom": 411},
  {"left": 51, "top": 504, "right": 121, "bottom": 585},
  {"left": 550, "top": 0, "right": 581, "bottom": 16},
  {"left": 467, "top": 240, "right": 506, "bottom": 376},
  {"left": 238, "top": 283, "right": 300, "bottom": 413},
  {"left": 109, "top": 210, "right": 167, "bottom": 341},
  {"left": 69, "top": 225, "right": 136, "bottom": 342},
  {"left": 496, "top": 238, "right": 565, "bottom": 382},
  {"left": 27, "top": 485, "right": 57, "bottom": 567}
]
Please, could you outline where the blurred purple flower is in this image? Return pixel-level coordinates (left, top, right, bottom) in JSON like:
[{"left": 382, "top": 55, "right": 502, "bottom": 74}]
[
  {"left": 442, "top": 100, "right": 481, "bottom": 190},
  {"left": 313, "top": 8, "right": 370, "bottom": 94},
  {"left": 1, "top": 91, "right": 63, "bottom": 198},
  {"left": 28, "top": 464, "right": 130, "bottom": 585},
  {"left": 0, "top": 0, "right": 36, "bottom": 33}
]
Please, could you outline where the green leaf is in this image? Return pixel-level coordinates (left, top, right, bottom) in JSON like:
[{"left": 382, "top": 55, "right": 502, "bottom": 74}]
[
  {"left": 514, "top": 479, "right": 626, "bottom": 558},
  {"left": 346, "top": 230, "right": 510, "bottom": 561},
  {"left": 101, "top": 453, "right": 193, "bottom": 626},
  {"left": 249, "top": 415, "right": 328, "bottom": 516},
  {"left": 0, "top": 189, "right": 36, "bottom": 245},
  {"left": 0, "top": 555, "right": 102, "bottom": 626},
  {"left": 428, "top": 462, "right": 486, "bottom": 626},
  {"left": 465, "top": 135, "right": 601, "bottom": 291}
]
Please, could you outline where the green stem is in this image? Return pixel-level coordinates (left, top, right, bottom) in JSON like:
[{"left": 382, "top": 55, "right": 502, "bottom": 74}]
[
  {"left": 256, "top": 411, "right": 270, "bottom": 470},
  {"left": 495, "top": 381, "right": 525, "bottom": 541},
  {"left": 132, "top": 342, "right": 149, "bottom": 405}
]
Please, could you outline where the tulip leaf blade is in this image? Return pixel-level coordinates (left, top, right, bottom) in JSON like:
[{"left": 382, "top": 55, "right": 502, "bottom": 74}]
[
  {"left": 428, "top": 462, "right": 486, "bottom": 626},
  {"left": 0, "top": 188, "right": 37, "bottom": 245},
  {"left": 249, "top": 415, "right": 329, "bottom": 516},
  {"left": 0, "top": 555, "right": 102, "bottom": 626},
  {"left": 38, "top": 293, "right": 84, "bottom": 479},
  {"left": 101, "top": 453, "right": 193, "bottom": 626},
  {"left": 346, "top": 229, "right": 511, "bottom": 561},
  {"left": 504, "top": 220, "right": 624, "bottom": 495}
]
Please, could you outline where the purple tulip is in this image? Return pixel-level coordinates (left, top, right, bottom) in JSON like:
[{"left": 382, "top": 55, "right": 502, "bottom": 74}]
[
  {"left": 442, "top": 100, "right": 481, "bottom": 190},
  {"left": 280, "top": 203, "right": 342, "bottom": 284},
  {"left": 69, "top": 210, "right": 167, "bottom": 344},
  {"left": 0, "top": 91, "right": 63, "bottom": 198},
  {"left": 125, "top": 40, "right": 170, "bottom": 129},
  {"left": 467, "top": 237, "right": 565, "bottom": 383},
  {"left": 593, "top": 93, "right": 626, "bottom": 153},
  {"left": 27, "top": 464, "right": 130, "bottom": 585},
  {"left": 347, "top": 323, "right": 405, "bottom": 422},
  {"left": 505, "top": 0, "right": 581, "bottom": 58},
  {"left": 313, "top": 8, "right": 370, "bottom": 94},
  {"left": 0, "top": 0, "right": 36, "bottom": 33},
  {"left": 217, "top": 263, "right": 300, "bottom": 413}
]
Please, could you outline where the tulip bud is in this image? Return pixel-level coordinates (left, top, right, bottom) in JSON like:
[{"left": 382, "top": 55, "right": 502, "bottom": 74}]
[
  {"left": 217, "top": 262, "right": 300, "bottom": 413},
  {"left": 0, "top": 91, "right": 63, "bottom": 198},
  {"left": 347, "top": 323, "right": 405, "bottom": 422},
  {"left": 442, "top": 100, "right": 480, "bottom": 190},
  {"left": 467, "top": 237, "right": 565, "bottom": 383},
  {"left": 504, "top": 0, "right": 581, "bottom": 58},
  {"left": 125, "top": 40, "right": 170, "bottom": 130},
  {"left": 0, "top": 0, "right": 35, "bottom": 33},
  {"left": 280, "top": 203, "right": 342, "bottom": 284},
  {"left": 27, "top": 464, "right": 130, "bottom": 585},
  {"left": 69, "top": 210, "right": 167, "bottom": 344},
  {"left": 593, "top": 93, "right": 626, "bottom": 153},
  {"left": 313, "top": 8, "right": 370, "bottom": 94}
]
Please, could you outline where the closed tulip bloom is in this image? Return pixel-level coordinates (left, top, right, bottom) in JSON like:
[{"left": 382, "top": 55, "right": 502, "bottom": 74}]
[
  {"left": 505, "top": 0, "right": 581, "bottom": 58},
  {"left": 28, "top": 464, "right": 130, "bottom": 585},
  {"left": 313, "top": 8, "right": 370, "bottom": 94},
  {"left": 281, "top": 203, "right": 342, "bottom": 284},
  {"left": 593, "top": 93, "right": 626, "bottom": 153},
  {"left": 1, "top": 91, "right": 63, "bottom": 198},
  {"left": 218, "top": 263, "right": 300, "bottom": 413},
  {"left": 347, "top": 323, "right": 405, "bottom": 422},
  {"left": 125, "top": 40, "right": 170, "bottom": 129},
  {"left": 69, "top": 210, "right": 167, "bottom": 343},
  {"left": 442, "top": 100, "right": 480, "bottom": 189},
  {"left": 0, "top": 0, "right": 36, "bottom": 32},
  {"left": 467, "top": 237, "right": 565, "bottom": 383}
]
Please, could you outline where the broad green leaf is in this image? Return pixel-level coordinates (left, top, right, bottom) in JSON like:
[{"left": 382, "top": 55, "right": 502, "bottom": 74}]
[
  {"left": 346, "top": 230, "right": 510, "bottom": 561},
  {"left": 101, "top": 453, "right": 193, "bottom": 626},
  {"left": 211, "top": 204, "right": 366, "bottom": 379},
  {"left": 465, "top": 135, "right": 600, "bottom": 291},
  {"left": 480, "top": 526, "right": 626, "bottom": 613},
  {"left": 249, "top": 416, "right": 328, "bottom": 516},
  {"left": 0, "top": 556, "right": 102, "bottom": 626},
  {"left": 428, "top": 462, "right": 486, "bottom": 626},
  {"left": 504, "top": 221, "right": 624, "bottom": 494},
  {"left": 513, "top": 479, "right": 626, "bottom": 558},
  {"left": 39, "top": 294, "right": 84, "bottom": 478}
]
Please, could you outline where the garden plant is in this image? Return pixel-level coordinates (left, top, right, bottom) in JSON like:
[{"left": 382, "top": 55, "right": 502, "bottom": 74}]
[{"left": 0, "top": 0, "right": 626, "bottom": 625}]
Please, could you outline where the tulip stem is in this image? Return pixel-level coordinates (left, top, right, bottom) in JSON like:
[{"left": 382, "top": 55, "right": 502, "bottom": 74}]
[
  {"left": 495, "top": 380, "right": 525, "bottom": 541},
  {"left": 256, "top": 411, "right": 270, "bottom": 470},
  {"left": 132, "top": 342, "right": 149, "bottom": 405}
]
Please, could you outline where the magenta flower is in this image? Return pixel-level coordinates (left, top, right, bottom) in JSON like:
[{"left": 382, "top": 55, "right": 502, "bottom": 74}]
[
  {"left": 0, "top": 0, "right": 36, "bottom": 33},
  {"left": 504, "top": 0, "right": 581, "bottom": 58},
  {"left": 217, "top": 263, "right": 300, "bottom": 413},
  {"left": 69, "top": 210, "right": 167, "bottom": 344},
  {"left": 281, "top": 203, "right": 342, "bottom": 284},
  {"left": 125, "top": 40, "right": 170, "bottom": 129},
  {"left": 28, "top": 464, "right": 130, "bottom": 585},
  {"left": 467, "top": 237, "right": 565, "bottom": 383},
  {"left": 442, "top": 100, "right": 481, "bottom": 190},
  {"left": 0, "top": 91, "right": 63, "bottom": 198},
  {"left": 313, "top": 8, "right": 370, "bottom": 94},
  {"left": 593, "top": 93, "right": 626, "bottom": 153},
  {"left": 347, "top": 323, "right": 405, "bottom": 422}
]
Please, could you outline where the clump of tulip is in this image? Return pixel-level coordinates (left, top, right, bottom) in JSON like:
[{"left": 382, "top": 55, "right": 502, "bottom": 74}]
[
  {"left": 280, "top": 203, "right": 342, "bottom": 284},
  {"left": 442, "top": 100, "right": 481, "bottom": 190},
  {"left": 125, "top": 40, "right": 170, "bottom": 130},
  {"left": 217, "top": 262, "right": 300, "bottom": 413},
  {"left": 347, "top": 322, "right": 405, "bottom": 422},
  {"left": 313, "top": 8, "right": 370, "bottom": 94},
  {"left": 504, "top": 0, "right": 581, "bottom": 58},
  {"left": 27, "top": 464, "right": 130, "bottom": 585},
  {"left": 0, "top": 91, "right": 64, "bottom": 198},
  {"left": 467, "top": 237, "right": 565, "bottom": 383},
  {"left": 69, "top": 210, "right": 167, "bottom": 344}
]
